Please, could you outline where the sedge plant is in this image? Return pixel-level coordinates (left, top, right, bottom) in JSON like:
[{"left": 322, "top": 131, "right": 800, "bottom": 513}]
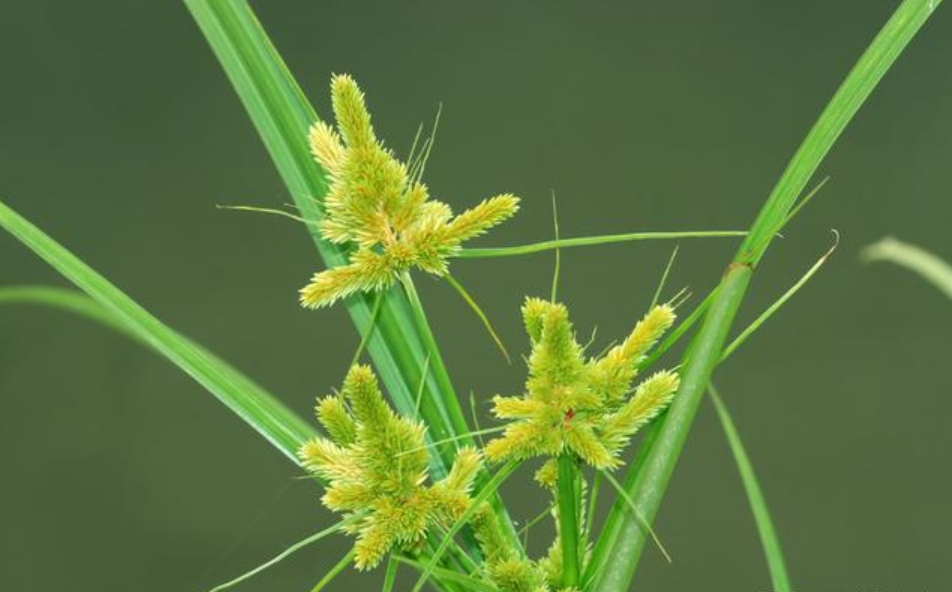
[{"left": 0, "top": 0, "right": 945, "bottom": 591}]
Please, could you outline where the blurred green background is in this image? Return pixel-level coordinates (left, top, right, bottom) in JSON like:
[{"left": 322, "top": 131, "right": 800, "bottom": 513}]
[{"left": 2, "top": 1, "right": 950, "bottom": 590}]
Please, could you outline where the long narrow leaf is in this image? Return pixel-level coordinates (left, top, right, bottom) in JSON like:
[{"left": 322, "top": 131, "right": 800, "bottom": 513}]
[
  {"left": 0, "top": 200, "right": 315, "bottom": 461},
  {"left": 186, "top": 0, "right": 520, "bottom": 554},
  {"left": 862, "top": 236, "right": 952, "bottom": 300},
  {"left": 721, "top": 232, "right": 838, "bottom": 362},
  {"left": 0, "top": 285, "right": 142, "bottom": 343},
  {"left": 587, "top": 2, "right": 944, "bottom": 589},
  {"left": 183, "top": 0, "right": 472, "bottom": 476},
  {"left": 709, "top": 385, "right": 791, "bottom": 592}
]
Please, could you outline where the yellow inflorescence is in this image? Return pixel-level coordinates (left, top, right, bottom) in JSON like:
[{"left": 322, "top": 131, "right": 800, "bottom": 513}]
[
  {"left": 298, "top": 365, "right": 481, "bottom": 569},
  {"left": 300, "top": 74, "right": 520, "bottom": 308},
  {"left": 486, "top": 298, "right": 680, "bottom": 470}
]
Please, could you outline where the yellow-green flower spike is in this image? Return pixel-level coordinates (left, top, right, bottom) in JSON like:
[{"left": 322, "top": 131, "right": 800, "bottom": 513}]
[
  {"left": 298, "top": 365, "right": 482, "bottom": 570},
  {"left": 485, "top": 299, "right": 680, "bottom": 470},
  {"left": 300, "top": 74, "right": 520, "bottom": 308},
  {"left": 471, "top": 504, "right": 547, "bottom": 592}
]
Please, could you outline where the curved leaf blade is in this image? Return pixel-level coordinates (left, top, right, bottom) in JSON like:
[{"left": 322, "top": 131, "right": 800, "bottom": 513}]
[{"left": 0, "top": 201, "right": 315, "bottom": 461}]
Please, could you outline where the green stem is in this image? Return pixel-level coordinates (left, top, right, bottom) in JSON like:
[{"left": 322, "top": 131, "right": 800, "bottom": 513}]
[
  {"left": 309, "top": 549, "right": 355, "bottom": 592},
  {"left": 381, "top": 555, "right": 399, "bottom": 592},
  {"left": 401, "top": 274, "right": 470, "bottom": 444},
  {"left": 411, "top": 461, "right": 520, "bottom": 592},
  {"left": 184, "top": 0, "right": 468, "bottom": 477},
  {"left": 402, "top": 274, "right": 522, "bottom": 553},
  {"left": 444, "top": 273, "right": 511, "bottom": 364},
  {"left": 588, "top": 2, "right": 944, "bottom": 590},
  {"left": 584, "top": 471, "right": 601, "bottom": 545},
  {"left": 395, "top": 555, "right": 500, "bottom": 592},
  {"left": 455, "top": 231, "right": 745, "bottom": 259},
  {"left": 709, "top": 384, "right": 791, "bottom": 592},
  {"left": 557, "top": 454, "right": 581, "bottom": 589},
  {"left": 588, "top": 266, "right": 751, "bottom": 591},
  {"left": 206, "top": 514, "right": 361, "bottom": 592},
  {"left": 350, "top": 291, "right": 383, "bottom": 367}
]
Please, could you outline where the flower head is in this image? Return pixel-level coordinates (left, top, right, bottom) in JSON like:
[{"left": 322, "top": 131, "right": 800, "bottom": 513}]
[
  {"left": 485, "top": 298, "right": 680, "bottom": 471},
  {"left": 300, "top": 74, "right": 520, "bottom": 308},
  {"left": 298, "top": 365, "right": 481, "bottom": 569}
]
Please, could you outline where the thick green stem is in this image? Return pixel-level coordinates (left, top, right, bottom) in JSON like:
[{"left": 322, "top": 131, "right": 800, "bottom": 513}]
[
  {"left": 557, "top": 454, "right": 582, "bottom": 589},
  {"left": 587, "top": 266, "right": 752, "bottom": 589},
  {"left": 588, "top": 2, "right": 944, "bottom": 590}
]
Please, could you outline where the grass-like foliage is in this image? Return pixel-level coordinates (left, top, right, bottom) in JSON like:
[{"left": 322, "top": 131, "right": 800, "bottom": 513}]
[
  {"left": 863, "top": 237, "right": 952, "bottom": 301},
  {"left": 0, "top": 0, "right": 945, "bottom": 591}
]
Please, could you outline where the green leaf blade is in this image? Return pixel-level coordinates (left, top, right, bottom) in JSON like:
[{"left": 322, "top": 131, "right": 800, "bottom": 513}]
[
  {"left": 588, "top": 2, "right": 945, "bottom": 590},
  {"left": 863, "top": 237, "right": 952, "bottom": 301},
  {"left": 183, "top": 0, "right": 474, "bottom": 476},
  {"left": 0, "top": 200, "right": 315, "bottom": 462},
  {"left": 709, "top": 385, "right": 791, "bottom": 592}
]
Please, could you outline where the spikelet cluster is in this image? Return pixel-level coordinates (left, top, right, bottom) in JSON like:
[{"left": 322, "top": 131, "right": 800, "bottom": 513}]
[
  {"left": 298, "top": 365, "right": 481, "bottom": 570},
  {"left": 300, "top": 74, "right": 520, "bottom": 308},
  {"left": 485, "top": 298, "right": 680, "bottom": 470}
]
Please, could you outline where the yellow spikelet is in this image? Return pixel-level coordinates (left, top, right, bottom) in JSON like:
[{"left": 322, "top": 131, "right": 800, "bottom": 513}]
[
  {"left": 486, "top": 298, "right": 680, "bottom": 472},
  {"left": 590, "top": 304, "right": 676, "bottom": 403},
  {"left": 315, "top": 395, "right": 356, "bottom": 444},
  {"left": 299, "top": 364, "right": 481, "bottom": 570},
  {"left": 534, "top": 459, "right": 559, "bottom": 489},
  {"left": 564, "top": 424, "right": 617, "bottom": 469},
  {"left": 331, "top": 73, "right": 376, "bottom": 149},
  {"left": 309, "top": 121, "right": 347, "bottom": 179},
  {"left": 300, "top": 74, "right": 520, "bottom": 309},
  {"left": 442, "top": 446, "right": 482, "bottom": 492},
  {"left": 600, "top": 370, "right": 680, "bottom": 451},
  {"left": 492, "top": 395, "right": 547, "bottom": 419},
  {"left": 443, "top": 194, "right": 521, "bottom": 244}
]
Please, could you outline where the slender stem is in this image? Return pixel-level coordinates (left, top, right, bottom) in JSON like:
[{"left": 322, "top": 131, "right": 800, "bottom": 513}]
[
  {"left": 709, "top": 384, "right": 791, "bottom": 592},
  {"left": 395, "top": 555, "right": 500, "bottom": 592},
  {"left": 206, "top": 514, "right": 361, "bottom": 592},
  {"left": 650, "top": 246, "right": 680, "bottom": 308},
  {"left": 441, "top": 529, "right": 481, "bottom": 574},
  {"left": 454, "top": 231, "right": 746, "bottom": 259},
  {"left": 309, "top": 549, "right": 356, "bottom": 592},
  {"left": 401, "top": 274, "right": 469, "bottom": 440},
  {"left": 402, "top": 274, "right": 522, "bottom": 553},
  {"left": 381, "top": 555, "right": 399, "bottom": 592},
  {"left": 350, "top": 292, "right": 383, "bottom": 367},
  {"left": 444, "top": 273, "right": 511, "bottom": 363},
  {"left": 411, "top": 461, "right": 520, "bottom": 592},
  {"left": 550, "top": 191, "right": 561, "bottom": 302},
  {"left": 721, "top": 233, "right": 838, "bottom": 363},
  {"left": 557, "top": 454, "right": 581, "bottom": 589}
]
